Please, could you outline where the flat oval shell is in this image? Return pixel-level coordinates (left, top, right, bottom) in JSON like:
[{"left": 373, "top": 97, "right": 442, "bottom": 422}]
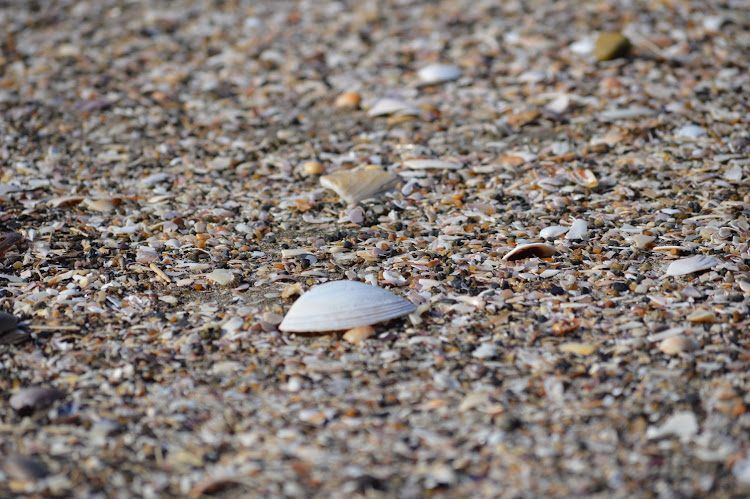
[
  {"left": 503, "top": 243, "right": 557, "bottom": 261},
  {"left": 320, "top": 166, "right": 398, "bottom": 205},
  {"left": 279, "top": 280, "right": 415, "bottom": 332},
  {"left": 403, "top": 159, "right": 462, "bottom": 170},
  {"left": 665, "top": 255, "right": 718, "bottom": 276},
  {"left": 417, "top": 64, "right": 462, "bottom": 84}
]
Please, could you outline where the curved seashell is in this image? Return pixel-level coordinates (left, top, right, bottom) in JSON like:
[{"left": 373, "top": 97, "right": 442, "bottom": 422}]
[
  {"left": 503, "top": 243, "right": 557, "bottom": 261},
  {"left": 279, "top": 280, "right": 415, "bottom": 332},
  {"left": 568, "top": 169, "right": 599, "bottom": 188},
  {"left": 367, "top": 98, "right": 419, "bottom": 117},
  {"left": 665, "top": 254, "right": 718, "bottom": 276},
  {"left": 320, "top": 165, "right": 398, "bottom": 205},
  {"left": 417, "top": 64, "right": 462, "bottom": 84}
]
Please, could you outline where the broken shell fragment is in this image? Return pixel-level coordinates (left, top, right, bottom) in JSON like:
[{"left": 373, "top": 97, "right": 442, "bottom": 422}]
[
  {"left": 502, "top": 243, "right": 557, "bottom": 261},
  {"left": 320, "top": 165, "right": 398, "bottom": 205},
  {"left": 343, "top": 325, "right": 375, "bottom": 345},
  {"left": 367, "top": 98, "right": 419, "bottom": 117},
  {"left": 568, "top": 169, "right": 599, "bottom": 188},
  {"left": 417, "top": 64, "right": 462, "bottom": 84},
  {"left": 566, "top": 219, "right": 588, "bottom": 240},
  {"left": 9, "top": 387, "right": 67, "bottom": 415},
  {"left": 279, "top": 280, "right": 415, "bottom": 332},
  {"left": 539, "top": 226, "right": 568, "bottom": 239},
  {"left": 0, "top": 232, "right": 23, "bottom": 257},
  {"left": 665, "top": 255, "right": 718, "bottom": 277},
  {"left": 658, "top": 336, "right": 699, "bottom": 355},
  {"left": 403, "top": 159, "right": 462, "bottom": 170}
]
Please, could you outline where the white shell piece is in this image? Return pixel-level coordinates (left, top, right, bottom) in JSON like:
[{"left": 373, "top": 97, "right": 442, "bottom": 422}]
[
  {"left": 279, "top": 280, "right": 415, "bottom": 332},
  {"left": 319, "top": 166, "right": 398, "bottom": 205},
  {"left": 502, "top": 243, "right": 557, "bottom": 261},
  {"left": 675, "top": 124, "right": 706, "bottom": 139},
  {"left": 403, "top": 159, "right": 462, "bottom": 170},
  {"left": 417, "top": 64, "right": 462, "bottom": 84},
  {"left": 665, "top": 255, "right": 718, "bottom": 276},
  {"left": 539, "top": 226, "right": 568, "bottom": 239},
  {"left": 566, "top": 219, "right": 588, "bottom": 240},
  {"left": 367, "top": 98, "right": 419, "bottom": 117}
]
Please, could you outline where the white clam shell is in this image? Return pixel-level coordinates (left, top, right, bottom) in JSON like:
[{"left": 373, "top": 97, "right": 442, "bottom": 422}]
[
  {"left": 503, "top": 243, "right": 557, "bottom": 261},
  {"left": 417, "top": 64, "right": 462, "bottom": 84},
  {"left": 279, "top": 280, "right": 415, "bottom": 332},
  {"left": 367, "top": 98, "right": 419, "bottom": 117},
  {"left": 320, "top": 166, "right": 398, "bottom": 205},
  {"left": 665, "top": 255, "right": 718, "bottom": 276}
]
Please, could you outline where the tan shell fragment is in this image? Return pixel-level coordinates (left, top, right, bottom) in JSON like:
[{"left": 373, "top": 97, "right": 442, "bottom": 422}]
[
  {"left": 343, "top": 325, "right": 375, "bottom": 345},
  {"left": 687, "top": 310, "right": 716, "bottom": 323},
  {"left": 568, "top": 169, "right": 599, "bottom": 188},
  {"left": 503, "top": 243, "right": 557, "bottom": 261},
  {"left": 658, "top": 336, "right": 699, "bottom": 355},
  {"left": 279, "top": 280, "right": 415, "bottom": 332},
  {"left": 320, "top": 165, "right": 398, "bottom": 205}
]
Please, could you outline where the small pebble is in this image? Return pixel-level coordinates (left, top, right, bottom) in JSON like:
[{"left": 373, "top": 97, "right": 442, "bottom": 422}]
[
  {"left": 594, "top": 32, "right": 631, "bottom": 61},
  {"left": 301, "top": 161, "right": 325, "bottom": 176},
  {"left": 343, "top": 325, "right": 375, "bottom": 345},
  {"left": 0, "top": 312, "right": 18, "bottom": 335},
  {"left": 334, "top": 91, "right": 361, "bottom": 109}
]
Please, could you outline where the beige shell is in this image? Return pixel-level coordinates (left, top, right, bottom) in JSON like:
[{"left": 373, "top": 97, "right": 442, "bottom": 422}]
[
  {"left": 320, "top": 165, "right": 398, "bottom": 205},
  {"left": 279, "top": 280, "right": 415, "bottom": 332},
  {"left": 503, "top": 243, "right": 557, "bottom": 261}
]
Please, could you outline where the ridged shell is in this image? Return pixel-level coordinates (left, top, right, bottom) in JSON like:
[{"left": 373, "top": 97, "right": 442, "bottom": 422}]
[
  {"left": 503, "top": 243, "right": 557, "bottom": 261},
  {"left": 320, "top": 166, "right": 398, "bottom": 205},
  {"left": 665, "top": 255, "right": 718, "bottom": 276},
  {"left": 279, "top": 280, "right": 415, "bottom": 332}
]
